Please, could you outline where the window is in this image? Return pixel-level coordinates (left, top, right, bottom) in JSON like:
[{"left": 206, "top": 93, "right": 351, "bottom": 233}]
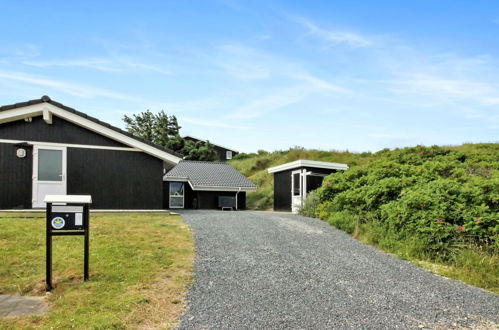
[
  {"left": 226, "top": 151, "right": 233, "bottom": 160},
  {"left": 292, "top": 173, "right": 301, "bottom": 196},
  {"left": 38, "top": 149, "right": 63, "bottom": 181},
  {"left": 169, "top": 182, "right": 184, "bottom": 208}
]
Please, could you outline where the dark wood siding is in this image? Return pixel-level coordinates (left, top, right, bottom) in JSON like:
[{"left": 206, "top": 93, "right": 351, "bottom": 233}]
[
  {"left": 304, "top": 167, "right": 337, "bottom": 193},
  {"left": 163, "top": 182, "right": 246, "bottom": 210},
  {"left": 196, "top": 191, "right": 245, "bottom": 210},
  {"left": 67, "top": 148, "right": 163, "bottom": 209},
  {"left": 212, "top": 145, "right": 238, "bottom": 161},
  {"left": 273, "top": 170, "right": 292, "bottom": 211},
  {"left": 0, "top": 116, "right": 127, "bottom": 147},
  {"left": 0, "top": 143, "right": 32, "bottom": 209}
]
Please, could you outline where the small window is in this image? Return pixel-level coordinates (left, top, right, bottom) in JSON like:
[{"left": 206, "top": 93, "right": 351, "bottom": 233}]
[
  {"left": 226, "top": 151, "right": 233, "bottom": 160},
  {"left": 169, "top": 182, "right": 184, "bottom": 208},
  {"left": 293, "top": 173, "right": 301, "bottom": 196}
]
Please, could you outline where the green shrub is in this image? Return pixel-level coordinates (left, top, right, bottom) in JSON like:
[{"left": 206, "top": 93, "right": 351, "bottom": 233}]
[
  {"left": 298, "top": 190, "right": 320, "bottom": 218},
  {"left": 315, "top": 144, "right": 499, "bottom": 259},
  {"left": 326, "top": 211, "right": 361, "bottom": 234}
]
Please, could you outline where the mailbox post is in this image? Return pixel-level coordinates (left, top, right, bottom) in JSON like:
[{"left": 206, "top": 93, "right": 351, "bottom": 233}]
[{"left": 44, "top": 195, "right": 92, "bottom": 291}]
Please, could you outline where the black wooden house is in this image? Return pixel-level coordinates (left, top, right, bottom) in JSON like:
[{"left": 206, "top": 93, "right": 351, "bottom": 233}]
[
  {"left": 267, "top": 160, "right": 348, "bottom": 213},
  {"left": 184, "top": 135, "right": 238, "bottom": 161},
  {"left": 0, "top": 96, "right": 254, "bottom": 210}
]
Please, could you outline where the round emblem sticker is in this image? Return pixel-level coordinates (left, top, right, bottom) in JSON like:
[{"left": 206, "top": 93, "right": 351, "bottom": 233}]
[{"left": 51, "top": 217, "right": 65, "bottom": 230}]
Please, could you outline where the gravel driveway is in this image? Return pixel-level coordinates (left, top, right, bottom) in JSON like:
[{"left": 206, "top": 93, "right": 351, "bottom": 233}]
[{"left": 177, "top": 211, "right": 498, "bottom": 329}]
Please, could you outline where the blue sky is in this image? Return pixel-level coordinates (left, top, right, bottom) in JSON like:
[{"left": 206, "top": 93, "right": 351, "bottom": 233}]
[{"left": 0, "top": 1, "right": 498, "bottom": 152}]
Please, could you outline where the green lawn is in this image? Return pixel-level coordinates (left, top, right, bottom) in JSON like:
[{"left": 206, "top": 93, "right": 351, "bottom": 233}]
[{"left": 0, "top": 212, "right": 194, "bottom": 329}]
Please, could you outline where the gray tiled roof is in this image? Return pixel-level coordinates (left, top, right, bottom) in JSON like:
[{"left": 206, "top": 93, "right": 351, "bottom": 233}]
[{"left": 164, "top": 160, "right": 257, "bottom": 190}]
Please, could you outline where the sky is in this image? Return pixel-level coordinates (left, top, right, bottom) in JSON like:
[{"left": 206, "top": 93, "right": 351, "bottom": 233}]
[{"left": 0, "top": 0, "right": 498, "bottom": 153}]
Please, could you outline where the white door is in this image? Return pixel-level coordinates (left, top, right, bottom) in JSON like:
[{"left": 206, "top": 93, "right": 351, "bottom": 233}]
[
  {"left": 169, "top": 182, "right": 185, "bottom": 209},
  {"left": 291, "top": 170, "right": 303, "bottom": 213},
  {"left": 32, "top": 145, "right": 67, "bottom": 208}
]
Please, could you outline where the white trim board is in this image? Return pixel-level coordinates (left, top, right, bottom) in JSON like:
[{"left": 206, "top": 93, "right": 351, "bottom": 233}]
[
  {"left": 267, "top": 159, "right": 348, "bottom": 173},
  {"left": 189, "top": 185, "right": 256, "bottom": 192},
  {"left": 163, "top": 176, "right": 257, "bottom": 192},
  {"left": 0, "top": 139, "right": 142, "bottom": 152},
  {"left": 0, "top": 103, "right": 182, "bottom": 165}
]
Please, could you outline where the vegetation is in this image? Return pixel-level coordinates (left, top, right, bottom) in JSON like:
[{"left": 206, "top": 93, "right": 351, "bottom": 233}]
[
  {"left": 123, "top": 110, "right": 218, "bottom": 161},
  {"left": 232, "top": 143, "right": 499, "bottom": 292},
  {"left": 230, "top": 148, "right": 371, "bottom": 209},
  {"left": 0, "top": 212, "right": 194, "bottom": 329}
]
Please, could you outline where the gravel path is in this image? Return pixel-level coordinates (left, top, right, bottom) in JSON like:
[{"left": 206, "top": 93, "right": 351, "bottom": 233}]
[{"left": 177, "top": 211, "right": 498, "bottom": 329}]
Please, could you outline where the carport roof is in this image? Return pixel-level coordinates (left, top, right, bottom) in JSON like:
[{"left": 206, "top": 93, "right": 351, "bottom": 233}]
[{"left": 164, "top": 160, "right": 257, "bottom": 191}]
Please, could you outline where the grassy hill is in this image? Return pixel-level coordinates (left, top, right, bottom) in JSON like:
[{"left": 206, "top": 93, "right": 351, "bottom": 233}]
[
  {"left": 230, "top": 143, "right": 498, "bottom": 210},
  {"left": 230, "top": 143, "right": 499, "bottom": 292}
]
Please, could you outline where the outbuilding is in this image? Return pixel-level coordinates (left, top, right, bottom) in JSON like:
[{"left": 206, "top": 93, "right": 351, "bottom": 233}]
[
  {"left": 184, "top": 135, "right": 238, "bottom": 161},
  {"left": 267, "top": 160, "right": 348, "bottom": 213},
  {"left": 0, "top": 96, "right": 255, "bottom": 210},
  {"left": 163, "top": 160, "right": 256, "bottom": 209}
]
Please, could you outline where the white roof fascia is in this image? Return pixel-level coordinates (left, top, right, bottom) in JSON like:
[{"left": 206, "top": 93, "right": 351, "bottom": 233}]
[
  {"left": 267, "top": 159, "right": 348, "bottom": 173},
  {"left": 0, "top": 103, "right": 182, "bottom": 165},
  {"left": 163, "top": 176, "right": 189, "bottom": 182},
  {"left": 190, "top": 185, "right": 257, "bottom": 192}
]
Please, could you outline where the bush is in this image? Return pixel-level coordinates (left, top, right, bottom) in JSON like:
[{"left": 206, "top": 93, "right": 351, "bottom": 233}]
[
  {"left": 298, "top": 190, "right": 320, "bottom": 218},
  {"left": 315, "top": 144, "right": 499, "bottom": 259}
]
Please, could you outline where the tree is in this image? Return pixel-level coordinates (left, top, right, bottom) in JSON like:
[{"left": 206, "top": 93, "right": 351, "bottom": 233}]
[{"left": 123, "top": 110, "right": 217, "bottom": 161}]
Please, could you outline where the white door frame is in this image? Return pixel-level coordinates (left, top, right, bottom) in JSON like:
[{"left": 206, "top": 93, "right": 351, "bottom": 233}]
[
  {"left": 32, "top": 144, "right": 67, "bottom": 208},
  {"left": 291, "top": 169, "right": 305, "bottom": 213},
  {"left": 169, "top": 182, "right": 185, "bottom": 209}
]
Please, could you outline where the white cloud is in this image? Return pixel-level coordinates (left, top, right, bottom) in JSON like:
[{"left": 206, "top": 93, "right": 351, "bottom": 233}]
[
  {"left": 0, "top": 43, "right": 40, "bottom": 60},
  {"left": 293, "top": 17, "right": 372, "bottom": 47},
  {"left": 290, "top": 73, "right": 353, "bottom": 94},
  {"left": 0, "top": 70, "right": 134, "bottom": 100},
  {"left": 226, "top": 86, "right": 308, "bottom": 119},
  {"left": 393, "top": 73, "right": 499, "bottom": 106},
  {"left": 24, "top": 57, "right": 171, "bottom": 75}
]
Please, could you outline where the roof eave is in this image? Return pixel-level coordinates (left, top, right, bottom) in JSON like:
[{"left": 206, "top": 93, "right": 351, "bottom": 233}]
[
  {"left": 267, "top": 159, "right": 349, "bottom": 173},
  {"left": 0, "top": 98, "right": 183, "bottom": 165}
]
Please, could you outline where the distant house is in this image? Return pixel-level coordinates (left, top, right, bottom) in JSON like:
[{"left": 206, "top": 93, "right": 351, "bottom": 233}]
[
  {"left": 184, "top": 135, "right": 238, "bottom": 161},
  {"left": 0, "top": 96, "right": 254, "bottom": 210},
  {"left": 268, "top": 160, "right": 348, "bottom": 213},
  {"left": 163, "top": 160, "right": 256, "bottom": 209}
]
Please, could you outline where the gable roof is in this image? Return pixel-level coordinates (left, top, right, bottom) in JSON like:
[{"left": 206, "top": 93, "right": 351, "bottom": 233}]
[
  {"left": 164, "top": 160, "right": 256, "bottom": 191},
  {"left": 183, "top": 135, "right": 238, "bottom": 153},
  {"left": 0, "top": 96, "right": 183, "bottom": 165},
  {"left": 267, "top": 159, "right": 349, "bottom": 173}
]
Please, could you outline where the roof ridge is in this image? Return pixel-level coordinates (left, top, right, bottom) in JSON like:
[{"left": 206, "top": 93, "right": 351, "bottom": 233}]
[
  {"left": 180, "top": 160, "right": 231, "bottom": 165},
  {"left": 0, "top": 96, "right": 184, "bottom": 159}
]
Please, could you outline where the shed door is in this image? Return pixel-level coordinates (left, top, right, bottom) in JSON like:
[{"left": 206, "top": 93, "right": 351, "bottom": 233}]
[
  {"left": 291, "top": 170, "right": 303, "bottom": 213},
  {"left": 32, "top": 145, "right": 67, "bottom": 208}
]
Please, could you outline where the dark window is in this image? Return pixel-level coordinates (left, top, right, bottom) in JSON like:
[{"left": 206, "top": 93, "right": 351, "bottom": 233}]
[{"left": 293, "top": 173, "right": 301, "bottom": 196}]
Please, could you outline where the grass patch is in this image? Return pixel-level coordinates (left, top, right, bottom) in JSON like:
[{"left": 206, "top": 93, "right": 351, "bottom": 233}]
[
  {"left": 344, "top": 221, "right": 499, "bottom": 294},
  {"left": 0, "top": 212, "right": 194, "bottom": 329}
]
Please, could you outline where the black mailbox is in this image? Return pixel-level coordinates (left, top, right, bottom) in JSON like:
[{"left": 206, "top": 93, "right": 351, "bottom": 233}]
[
  {"left": 44, "top": 195, "right": 92, "bottom": 291},
  {"left": 50, "top": 206, "right": 86, "bottom": 231}
]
